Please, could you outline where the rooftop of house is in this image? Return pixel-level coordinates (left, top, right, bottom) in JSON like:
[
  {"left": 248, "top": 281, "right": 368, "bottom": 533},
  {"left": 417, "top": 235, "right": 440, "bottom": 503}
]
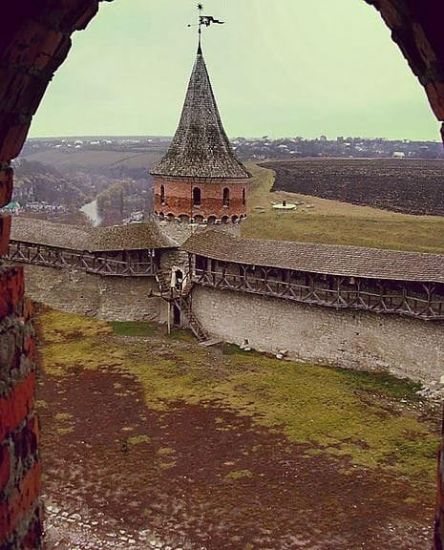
[
  {"left": 150, "top": 47, "right": 250, "bottom": 181},
  {"left": 10, "top": 218, "right": 177, "bottom": 252},
  {"left": 183, "top": 230, "right": 444, "bottom": 284}
]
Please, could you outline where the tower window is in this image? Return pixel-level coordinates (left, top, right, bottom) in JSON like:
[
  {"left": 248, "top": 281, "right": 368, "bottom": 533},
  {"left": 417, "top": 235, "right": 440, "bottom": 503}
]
[
  {"left": 160, "top": 185, "right": 165, "bottom": 205},
  {"left": 242, "top": 188, "right": 246, "bottom": 206},
  {"left": 193, "top": 187, "right": 201, "bottom": 206},
  {"left": 223, "top": 187, "right": 230, "bottom": 207}
]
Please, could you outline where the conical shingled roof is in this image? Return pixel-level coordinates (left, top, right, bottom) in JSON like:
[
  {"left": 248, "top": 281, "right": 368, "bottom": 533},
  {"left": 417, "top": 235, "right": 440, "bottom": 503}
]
[{"left": 151, "top": 47, "right": 250, "bottom": 180}]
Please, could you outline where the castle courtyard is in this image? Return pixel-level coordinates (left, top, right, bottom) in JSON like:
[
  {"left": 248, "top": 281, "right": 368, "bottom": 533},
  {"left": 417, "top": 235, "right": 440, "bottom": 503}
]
[{"left": 36, "top": 307, "right": 439, "bottom": 550}]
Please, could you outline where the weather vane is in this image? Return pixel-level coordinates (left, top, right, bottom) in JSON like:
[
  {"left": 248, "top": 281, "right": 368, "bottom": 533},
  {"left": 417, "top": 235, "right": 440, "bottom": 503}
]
[{"left": 188, "top": 3, "right": 225, "bottom": 51}]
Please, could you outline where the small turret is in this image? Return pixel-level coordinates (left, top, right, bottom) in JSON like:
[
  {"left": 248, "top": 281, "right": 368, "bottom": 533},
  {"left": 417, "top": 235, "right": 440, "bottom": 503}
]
[{"left": 151, "top": 26, "right": 250, "bottom": 226}]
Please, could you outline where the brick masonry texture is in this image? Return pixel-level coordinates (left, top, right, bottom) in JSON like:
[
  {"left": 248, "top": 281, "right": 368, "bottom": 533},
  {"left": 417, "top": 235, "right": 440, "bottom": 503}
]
[
  {"left": 0, "top": 165, "right": 13, "bottom": 209},
  {"left": 0, "top": 267, "right": 40, "bottom": 548},
  {"left": 154, "top": 176, "right": 248, "bottom": 223},
  {"left": 0, "top": 1, "right": 101, "bottom": 547},
  {"left": 192, "top": 286, "right": 444, "bottom": 385}
]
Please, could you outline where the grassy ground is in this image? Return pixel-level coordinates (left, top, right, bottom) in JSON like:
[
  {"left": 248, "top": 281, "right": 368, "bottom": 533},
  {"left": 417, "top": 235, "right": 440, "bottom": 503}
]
[
  {"left": 242, "top": 163, "right": 444, "bottom": 253},
  {"left": 38, "top": 309, "right": 439, "bottom": 485}
]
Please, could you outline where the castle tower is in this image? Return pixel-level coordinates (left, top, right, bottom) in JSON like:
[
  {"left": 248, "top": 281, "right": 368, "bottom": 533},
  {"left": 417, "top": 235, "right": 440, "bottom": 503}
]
[{"left": 151, "top": 39, "right": 251, "bottom": 226}]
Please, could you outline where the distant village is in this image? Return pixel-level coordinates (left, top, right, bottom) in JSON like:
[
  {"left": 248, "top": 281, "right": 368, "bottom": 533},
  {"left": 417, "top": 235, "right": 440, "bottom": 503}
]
[{"left": 22, "top": 134, "right": 444, "bottom": 160}]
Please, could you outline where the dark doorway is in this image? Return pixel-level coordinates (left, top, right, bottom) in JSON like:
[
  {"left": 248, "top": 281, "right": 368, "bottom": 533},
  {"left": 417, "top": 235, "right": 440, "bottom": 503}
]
[{"left": 173, "top": 304, "right": 181, "bottom": 326}]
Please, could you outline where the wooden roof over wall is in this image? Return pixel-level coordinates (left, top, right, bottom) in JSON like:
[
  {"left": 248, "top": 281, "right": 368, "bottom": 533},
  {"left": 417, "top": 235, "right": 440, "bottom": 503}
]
[
  {"left": 10, "top": 218, "right": 177, "bottom": 252},
  {"left": 183, "top": 230, "right": 444, "bottom": 284}
]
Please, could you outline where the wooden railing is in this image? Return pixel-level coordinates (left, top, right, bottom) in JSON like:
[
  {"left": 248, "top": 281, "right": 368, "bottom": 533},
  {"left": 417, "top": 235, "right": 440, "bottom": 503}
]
[
  {"left": 7, "top": 242, "right": 156, "bottom": 277},
  {"left": 193, "top": 269, "right": 444, "bottom": 321}
]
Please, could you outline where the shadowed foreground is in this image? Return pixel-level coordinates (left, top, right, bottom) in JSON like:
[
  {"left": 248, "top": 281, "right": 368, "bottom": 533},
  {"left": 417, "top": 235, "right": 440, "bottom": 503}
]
[{"left": 36, "top": 309, "right": 439, "bottom": 549}]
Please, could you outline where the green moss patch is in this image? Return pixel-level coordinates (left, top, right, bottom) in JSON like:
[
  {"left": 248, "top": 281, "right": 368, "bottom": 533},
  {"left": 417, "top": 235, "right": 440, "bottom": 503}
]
[{"left": 110, "top": 321, "right": 158, "bottom": 338}]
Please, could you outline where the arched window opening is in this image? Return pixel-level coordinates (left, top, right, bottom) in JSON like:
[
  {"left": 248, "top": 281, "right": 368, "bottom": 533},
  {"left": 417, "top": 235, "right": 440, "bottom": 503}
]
[
  {"left": 193, "top": 187, "right": 201, "bottom": 206},
  {"left": 242, "top": 188, "right": 246, "bottom": 206},
  {"left": 223, "top": 187, "right": 230, "bottom": 207},
  {"left": 160, "top": 185, "right": 165, "bottom": 205}
]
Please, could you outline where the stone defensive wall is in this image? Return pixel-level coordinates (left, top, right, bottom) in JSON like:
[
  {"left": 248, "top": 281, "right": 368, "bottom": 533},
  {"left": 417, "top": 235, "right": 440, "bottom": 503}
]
[
  {"left": 20, "top": 264, "right": 167, "bottom": 323},
  {"left": 192, "top": 286, "right": 444, "bottom": 384},
  {"left": 183, "top": 230, "right": 444, "bottom": 384},
  {"left": 5, "top": 217, "right": 178, "bottom": 322}
]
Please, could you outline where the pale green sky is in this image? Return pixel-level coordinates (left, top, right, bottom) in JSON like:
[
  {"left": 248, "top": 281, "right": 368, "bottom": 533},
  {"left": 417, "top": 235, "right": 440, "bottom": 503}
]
[{"left": 30, "top": 0, "right": 440, "bottom": 140}]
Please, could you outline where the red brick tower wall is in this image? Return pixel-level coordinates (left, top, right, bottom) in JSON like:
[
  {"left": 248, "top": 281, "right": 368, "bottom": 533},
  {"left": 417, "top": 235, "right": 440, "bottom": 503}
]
[{"left": 154, "top": 176, "right": 248, "bottom": 223}]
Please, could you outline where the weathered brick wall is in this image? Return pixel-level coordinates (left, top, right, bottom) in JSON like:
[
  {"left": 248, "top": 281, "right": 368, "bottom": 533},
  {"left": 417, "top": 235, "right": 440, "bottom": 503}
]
[
  {"left": 0, "top": 2, "right": 102, "bottom": 547},
  {"left": 0, "top": 268, "right": 41, "bottom": 547},
  {"left": 192, "top": 286, "right": 444, "bottom": 384}
]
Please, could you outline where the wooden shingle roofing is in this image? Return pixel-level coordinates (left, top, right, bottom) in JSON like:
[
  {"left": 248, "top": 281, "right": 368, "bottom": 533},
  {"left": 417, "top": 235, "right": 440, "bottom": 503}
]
[
  {"left": 93, "top": 223, "right": 176, "bottom": 252},
  {"left": 183, "top": 230, "right": 444, "bottom": 284},
  {"left": 150, "top": 49, "right": 250, "bottom": 180},
  {"left": 10, "top": 218, "right": 177, "bottom": 252}
]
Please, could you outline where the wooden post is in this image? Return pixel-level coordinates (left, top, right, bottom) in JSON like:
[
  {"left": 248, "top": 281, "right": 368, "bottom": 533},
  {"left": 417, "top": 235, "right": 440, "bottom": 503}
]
[{"left": 167, "top": 300, "right": 171, "bottom": 335}]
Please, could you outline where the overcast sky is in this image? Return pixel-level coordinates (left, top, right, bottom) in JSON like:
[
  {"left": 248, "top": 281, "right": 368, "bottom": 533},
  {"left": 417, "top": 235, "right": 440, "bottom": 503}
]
[{"left": 30, "top": 0, "right": 440, "bottom": 141}]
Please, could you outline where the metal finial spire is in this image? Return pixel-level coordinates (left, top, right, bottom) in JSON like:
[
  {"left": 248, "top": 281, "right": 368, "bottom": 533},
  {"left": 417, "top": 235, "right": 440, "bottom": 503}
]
[
  {"left": 188, "top": 3, "right": 225, "bottom": 54},
  {"left": 198, "top": 3, "right": 203, "bottom": 53}
]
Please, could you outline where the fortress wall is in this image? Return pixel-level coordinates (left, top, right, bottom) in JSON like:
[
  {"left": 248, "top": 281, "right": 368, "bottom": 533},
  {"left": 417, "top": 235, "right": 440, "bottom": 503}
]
[
  {"left": 20, "top": 264, "right": 166, "bottom": 323},
  {"left": 191, "top": 286, "right": 444, "bottom": 384},
  {"left": 17, "top": 263, "right": 444, "bottom": 384}
]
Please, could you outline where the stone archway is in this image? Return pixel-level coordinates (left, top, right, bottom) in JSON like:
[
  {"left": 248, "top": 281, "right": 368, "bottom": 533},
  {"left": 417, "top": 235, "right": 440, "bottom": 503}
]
[{"left": 0, "top": 1, "right": 444, "bottom": 547}]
